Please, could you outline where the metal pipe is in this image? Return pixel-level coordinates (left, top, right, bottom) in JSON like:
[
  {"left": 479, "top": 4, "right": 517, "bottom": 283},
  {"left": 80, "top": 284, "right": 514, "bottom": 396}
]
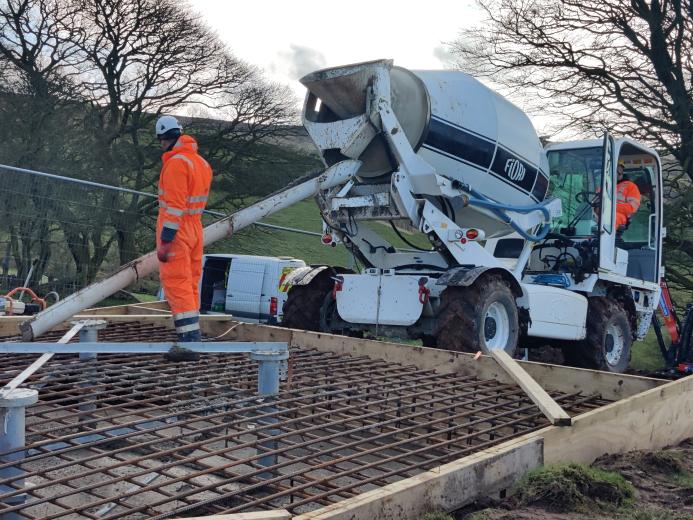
[
  {"left": 251, "top": 350, "right": 288, "bottom": 471},
  {"left": 0, "top": 342, "right": 289, "bottom": 355},
  {"left": 2, "top": 323, "right": 84, "bottom": 392},
  {"left": 0, "top": 388, "right": 38, "bottom": 520},
  {"left": 16, "top": 262, "right": 35, "bottom": 303},
  {"left": 78, "top": 321, "right": 106, "bottom": 422},
  {"left": 20, "top": 159, "right": 360, "bottom": 341},
  {"left": 0, "top": 164, "right": 164, "bottom": 204},
  {"left": 254, "top": 222, "right": 321, "bottom": 237},
  {"left": 77, "top": 320, "right": 106, "bottom": 361},
  {"left": 0, "top": 162, "right": 336, "bottom": 227}
]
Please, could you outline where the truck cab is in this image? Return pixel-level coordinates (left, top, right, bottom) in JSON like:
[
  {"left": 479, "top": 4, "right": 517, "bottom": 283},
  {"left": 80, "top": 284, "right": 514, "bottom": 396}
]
[{"left": 538, "top": 137, "right": 662, "bottom": 285}]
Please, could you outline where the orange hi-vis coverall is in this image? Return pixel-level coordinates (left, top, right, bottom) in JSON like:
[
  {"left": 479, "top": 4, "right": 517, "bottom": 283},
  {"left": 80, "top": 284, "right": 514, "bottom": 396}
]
[
  {"left": 157, "top": 135, "right": 213, "bottom": 337},
  {"left": 615, "top": 179, "right": 641, "bottom": 228}
]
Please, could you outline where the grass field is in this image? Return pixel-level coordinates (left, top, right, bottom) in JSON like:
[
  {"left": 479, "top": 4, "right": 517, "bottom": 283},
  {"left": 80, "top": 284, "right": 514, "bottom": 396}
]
[{"left": 206, "top": 198, "right": 431, "bottom": 266}]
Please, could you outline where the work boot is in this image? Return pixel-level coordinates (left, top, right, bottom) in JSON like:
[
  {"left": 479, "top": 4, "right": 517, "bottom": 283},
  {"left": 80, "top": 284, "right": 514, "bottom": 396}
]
[{"left": 164, "top": 330, "right": 201, "bottom": 362}]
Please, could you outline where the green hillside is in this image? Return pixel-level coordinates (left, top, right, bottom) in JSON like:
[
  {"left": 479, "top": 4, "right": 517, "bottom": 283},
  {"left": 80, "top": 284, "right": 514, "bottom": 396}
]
[{"left": 207, "top": 198, "right": 432, "bottom": 267}]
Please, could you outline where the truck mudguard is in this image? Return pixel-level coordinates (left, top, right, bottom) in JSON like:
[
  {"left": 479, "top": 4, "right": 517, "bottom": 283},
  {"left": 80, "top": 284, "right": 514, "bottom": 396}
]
[
  {"left": 283, "top": 265, "right": 355, "bottom": 288},
  {"left": 436, "top": 266, "right": 523, "bottom": 297},
  {"left": 282, "top": 266, "right": 330, "bottom": 287}
]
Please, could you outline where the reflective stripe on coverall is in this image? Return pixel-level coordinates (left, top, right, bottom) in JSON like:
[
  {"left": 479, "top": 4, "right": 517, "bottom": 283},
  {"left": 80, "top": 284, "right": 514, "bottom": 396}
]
[
  {"left": 157, "top": 135, "right": 213, "bottom": 335},
  {"left": 615, "top": 180, "right": 640, "bottom": 228}
]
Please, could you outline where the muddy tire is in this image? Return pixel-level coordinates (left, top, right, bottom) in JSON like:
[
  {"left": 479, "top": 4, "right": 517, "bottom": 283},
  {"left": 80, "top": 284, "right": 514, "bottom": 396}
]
[
  {"left": 281, "top": 271, "right": 334, "bottom": 331},
  {"left": 421, "top": 335, "right": 437, "bottom": 348},
  {"left": 570, "top": 297, "right": 632, "bottom": 373},
  {"left": 435, "top": 274, "right": 519, "bottom": 355},
  {"left": 319, "top": 291, "right": 338, "bottom": 332}
]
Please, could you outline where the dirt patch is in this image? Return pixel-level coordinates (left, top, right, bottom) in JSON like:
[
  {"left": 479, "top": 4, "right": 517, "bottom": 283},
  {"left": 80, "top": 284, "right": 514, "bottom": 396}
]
[
  {"left": 512, "top": 463, "right": 633, "bottom": 512},
  {"left": 595, "top": 439, "right": 693, "bottom": 515},
  {"left": 456, "top": 439, "right": 693, "bottom": 520}
]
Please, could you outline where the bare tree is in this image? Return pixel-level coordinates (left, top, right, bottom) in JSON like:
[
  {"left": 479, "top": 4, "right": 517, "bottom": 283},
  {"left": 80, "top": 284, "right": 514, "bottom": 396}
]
[
  {"left": 0, "top": 0, "right": 85, "bottom": 281},
  {"left": 0, "top": 0, "right": 302, "bottom": 289},
  {"left": 74, "top": 0, "right": 299, "bottom": 264},
  {"left": 198, "top": 80, "right": 301, "bottom": 208},
  {"left": 449, "top": 0, "right": 693, "bottom": 292},
  {"left": 450, "top": 0, "right": 692, "bottom": 177}
]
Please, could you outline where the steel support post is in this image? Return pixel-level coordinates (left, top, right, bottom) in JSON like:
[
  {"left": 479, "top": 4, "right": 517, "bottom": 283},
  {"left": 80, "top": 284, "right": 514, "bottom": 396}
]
[
  {"left": 76, "top": 319, "right": 106, "bottom": 361},
  {"left": 250, "top": 350, "right": 288, "bottom": 473},
  {"left": 0, "top": 389, "right": 38, "bottom": 520},
  {"left": 76, "top": 320, "right": 106, "bottom": 422}
]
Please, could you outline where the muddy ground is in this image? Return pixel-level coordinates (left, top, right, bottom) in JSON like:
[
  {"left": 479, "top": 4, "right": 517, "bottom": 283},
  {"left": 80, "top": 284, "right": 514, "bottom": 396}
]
[{"left": 453, "top": 439, "right": 693, "bottom": 520}]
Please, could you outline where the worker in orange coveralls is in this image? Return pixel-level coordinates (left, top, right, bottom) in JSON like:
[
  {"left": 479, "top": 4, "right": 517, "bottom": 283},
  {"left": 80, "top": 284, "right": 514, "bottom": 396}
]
[
  {"left": 615, "top": 160, "right": 641, "bottom": 228},
  {"left": 155, "top": 115, "right": 212, "bottom": 349}
]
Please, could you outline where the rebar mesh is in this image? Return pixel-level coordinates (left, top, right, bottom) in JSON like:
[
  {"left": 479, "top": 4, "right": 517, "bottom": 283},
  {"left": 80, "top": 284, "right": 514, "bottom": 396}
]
[{"left": 0, "top": 322, "right": 611, "bottom": 519}]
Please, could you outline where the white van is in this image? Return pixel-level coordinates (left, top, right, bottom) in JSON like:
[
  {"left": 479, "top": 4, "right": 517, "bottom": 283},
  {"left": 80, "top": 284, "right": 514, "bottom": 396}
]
[{"left": 199, "top": 254, "right": 306, "bottom": 324}]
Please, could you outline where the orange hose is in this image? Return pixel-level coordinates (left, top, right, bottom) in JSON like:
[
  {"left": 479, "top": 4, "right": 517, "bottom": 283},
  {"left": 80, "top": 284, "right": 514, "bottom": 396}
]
[{"left": 4, "top": 287, "right": 46, "bottom": 310}]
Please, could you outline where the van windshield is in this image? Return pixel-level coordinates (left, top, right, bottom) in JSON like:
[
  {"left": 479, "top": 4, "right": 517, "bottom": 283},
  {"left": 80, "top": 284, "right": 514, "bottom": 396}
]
[{"left": 546, "top": 147, "right": 603, "bottom": 236}]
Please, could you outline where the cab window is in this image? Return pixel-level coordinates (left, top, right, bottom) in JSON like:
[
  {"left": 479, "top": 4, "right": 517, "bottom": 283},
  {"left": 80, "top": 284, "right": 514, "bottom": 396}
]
[
  {"left": 546, "top": 147, "right": 602, "bottom": 236},
  {"left": 619, "top": 164, "right": 655, "bottom": 248}
]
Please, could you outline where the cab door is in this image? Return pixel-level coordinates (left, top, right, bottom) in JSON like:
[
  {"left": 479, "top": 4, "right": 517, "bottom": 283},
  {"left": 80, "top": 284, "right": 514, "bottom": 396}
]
[{"left": 598, "top": 133, "right": 617, "bottom": 272}]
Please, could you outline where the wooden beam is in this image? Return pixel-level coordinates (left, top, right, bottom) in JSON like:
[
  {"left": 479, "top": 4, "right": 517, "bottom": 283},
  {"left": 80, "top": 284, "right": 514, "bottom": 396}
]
[
  {"left": 490, "top": 349, "right": 571, "bottom": 426},
  {"left": 177, "top": 510, "right": 291, "bottom": 520},
  {"left": 286, "top": 329, "right": 664, "bottom": 401},
  {"left": 200, "top": 320, "right": 292, "bottom": 343},
  {"left": 293, "top": 438, "right": 542, "bottom": 520},
  {"left": 0, "top": 317, "right": 25, "bottom": 337},
  {"left": 0, "top": 313, "right": 236, "bottom": 338},
  {"left": 537, "top": 373, "right": 693, "bottom": 464},
  {"left": 80, "top": 300, "right": 171, "bottom": 316},
  {"left": 69, "top": 314, "right": 231, "bottom": 324}
]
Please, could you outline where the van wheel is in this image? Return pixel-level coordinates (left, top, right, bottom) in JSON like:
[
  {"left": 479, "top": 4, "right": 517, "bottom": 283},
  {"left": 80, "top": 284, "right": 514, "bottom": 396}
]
[
  {"left": 435, "top": 274, "right": 518, "bottom": 356},
  {"left": 281, "top": 271, "right": 333, "bottom": 331},
  {"left": 579, "top": 297, "right": 632, "bottom": 373}
]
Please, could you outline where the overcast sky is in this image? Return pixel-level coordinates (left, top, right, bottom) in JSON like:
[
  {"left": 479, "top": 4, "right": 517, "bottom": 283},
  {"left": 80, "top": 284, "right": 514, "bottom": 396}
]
[{"left": 187, "top": 0, "right": 483, "bottom": 101}]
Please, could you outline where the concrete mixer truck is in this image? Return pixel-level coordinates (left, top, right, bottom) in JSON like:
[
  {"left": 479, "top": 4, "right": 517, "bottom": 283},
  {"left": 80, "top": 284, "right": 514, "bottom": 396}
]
[{"left": 281, "top": 59, "right": 664, "bottom": 373}]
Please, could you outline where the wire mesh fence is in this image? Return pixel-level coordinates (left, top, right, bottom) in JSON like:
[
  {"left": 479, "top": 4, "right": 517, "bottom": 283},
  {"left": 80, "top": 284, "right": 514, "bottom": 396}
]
[
  {"left": 0, "top": 164, "right": 181, "bottom": 300},
  {"left": 0, "top": 163, "right": 337, "bottom": 303}
]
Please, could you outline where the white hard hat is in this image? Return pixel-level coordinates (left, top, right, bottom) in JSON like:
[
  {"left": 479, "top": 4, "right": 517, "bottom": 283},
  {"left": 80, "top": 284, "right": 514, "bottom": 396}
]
[{"left": 155, "top": 115, "right": 182, "bottom": 138}]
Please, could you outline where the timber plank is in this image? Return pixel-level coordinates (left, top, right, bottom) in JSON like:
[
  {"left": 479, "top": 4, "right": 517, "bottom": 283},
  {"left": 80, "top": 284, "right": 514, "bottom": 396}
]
[
  {"left": 293, "top": 438, "right": 543, "bottom": 520},
  {"left": 176, "top": 511, "right": 291, "bottom": 520},
  {"left": 490, "top": 349, "right": 572, "bottom": 426},
  {"left": 537, "top": 374, "right": 693, "bottom": 464},
  {"left": 288, "top": 329, "right": 664, "bottom": 401}
]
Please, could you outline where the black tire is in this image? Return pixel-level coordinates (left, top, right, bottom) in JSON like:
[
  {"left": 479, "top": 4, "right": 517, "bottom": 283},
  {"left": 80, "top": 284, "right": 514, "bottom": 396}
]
[
  {"left": 281, "top": 271, "right": 334, "bottom": 331},
  {"left": 421, "top": 335, "right": 437, "bottom": 348},
  {"left": 435, "top": 274, "right": 519, "bottom": 355},
  {"left": 319, "top": 291, "right": 338, "bottom": 333},
  {"left": 571, "top": 297, "right": 632, "bottom": 373},
  {"left": 560, "top": 341, "right": 593, "bottom": 368}
]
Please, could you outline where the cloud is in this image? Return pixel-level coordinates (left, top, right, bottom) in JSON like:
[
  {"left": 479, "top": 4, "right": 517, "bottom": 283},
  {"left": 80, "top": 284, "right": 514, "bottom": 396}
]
[
  {"left": 273, "top": 44, "right": 328, "bottom": 80},
  {"left": 433, "top": 45, "right": 455, "bottom": 67}
]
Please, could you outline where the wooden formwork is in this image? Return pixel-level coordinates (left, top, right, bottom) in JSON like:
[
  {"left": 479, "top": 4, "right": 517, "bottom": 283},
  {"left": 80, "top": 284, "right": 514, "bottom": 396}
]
[
  {"left": 196, "top": 319, "right": 692, "bottom": 519},
  {"left": 4, "top": 309, "right": 691, "bottom": 520}
]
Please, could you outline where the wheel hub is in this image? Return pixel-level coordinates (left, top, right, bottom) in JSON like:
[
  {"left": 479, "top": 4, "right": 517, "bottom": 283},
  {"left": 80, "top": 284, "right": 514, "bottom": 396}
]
[
  {"left": 604, "top": 323, "right": 625, "bottom": 366},
  {"left": 483, "top": 301, "right": 510, "bottom": 350},
  {"left": 484, "top": 317, "right": 497, "bottom": 340}
]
